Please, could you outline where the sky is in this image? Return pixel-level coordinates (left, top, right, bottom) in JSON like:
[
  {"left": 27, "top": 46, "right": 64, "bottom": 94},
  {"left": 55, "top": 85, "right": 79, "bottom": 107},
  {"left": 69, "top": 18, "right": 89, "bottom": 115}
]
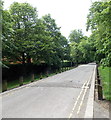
[{"left": 3, "top": 0, "right": 94, "bottom": 38}]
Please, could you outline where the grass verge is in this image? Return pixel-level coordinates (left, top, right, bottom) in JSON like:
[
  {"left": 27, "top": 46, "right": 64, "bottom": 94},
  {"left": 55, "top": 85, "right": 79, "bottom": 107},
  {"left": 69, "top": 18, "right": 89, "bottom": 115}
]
[
  {"left": 98, "top": 66, "right": 111, "bottom": 101},
  {"left": 2, "top": 67, "right": 74, "bottom": 92}
]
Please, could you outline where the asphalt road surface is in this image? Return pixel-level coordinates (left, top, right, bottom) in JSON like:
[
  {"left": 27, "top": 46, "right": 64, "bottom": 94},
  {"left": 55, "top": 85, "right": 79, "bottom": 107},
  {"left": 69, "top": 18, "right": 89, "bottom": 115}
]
[{"left": 2, "top": 64, "right": 96, "bottom": 118}]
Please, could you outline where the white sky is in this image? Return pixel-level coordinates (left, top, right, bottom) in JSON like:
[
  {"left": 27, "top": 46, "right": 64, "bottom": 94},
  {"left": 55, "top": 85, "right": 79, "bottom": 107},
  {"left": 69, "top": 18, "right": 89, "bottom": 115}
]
[{"left": 3, "top": 0, "right": 94, "bottom": 38}]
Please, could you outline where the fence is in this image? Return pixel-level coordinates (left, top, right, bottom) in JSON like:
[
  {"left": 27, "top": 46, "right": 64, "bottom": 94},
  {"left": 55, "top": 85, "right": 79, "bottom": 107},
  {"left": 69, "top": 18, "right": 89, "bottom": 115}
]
[{"left": 2, "top": 63, "right": 75, "bottom": 92}]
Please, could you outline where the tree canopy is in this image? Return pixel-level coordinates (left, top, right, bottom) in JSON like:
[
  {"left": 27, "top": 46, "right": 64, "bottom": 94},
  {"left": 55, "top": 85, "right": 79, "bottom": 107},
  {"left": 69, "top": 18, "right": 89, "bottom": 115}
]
[
  {"left": 2, "top": 1, "right": 110, "bottom": 68},
  {"left": 69, "top": 29, "right": 83, "bottom": 43},
  {"left": 87, "top": 1, "right": 111, "bottom": 66},
  {"left": 69, "top": 30, "right": 95, "bottom": 64},
  {"left": 2, "top": 2, "right": 70, "bottom": 67}
]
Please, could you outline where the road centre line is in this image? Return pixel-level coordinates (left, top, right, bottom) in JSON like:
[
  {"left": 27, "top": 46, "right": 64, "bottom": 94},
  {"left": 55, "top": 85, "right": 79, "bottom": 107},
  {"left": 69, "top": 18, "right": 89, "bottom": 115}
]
[
  {"left": 77, "top": 73, "right": 92, "bottom": 114},
  {"left": 68, "top": 76, "right": 90, "bottom": 119},
  {"left": 68, "top": 68, "right": 94, "bottom": 119}
]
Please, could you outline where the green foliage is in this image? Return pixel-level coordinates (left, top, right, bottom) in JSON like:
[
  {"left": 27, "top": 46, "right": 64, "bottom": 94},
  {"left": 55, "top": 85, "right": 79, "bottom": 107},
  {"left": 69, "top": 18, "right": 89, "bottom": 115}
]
[
  {"left": 2, "top": 9, "right": 16, "bottom": 62},
  {"left": 69, "top": 29, "right": 83, "bottom": 43},
  {"left": 69, "top": 29, "right": 95, "bottom": 64},
  {"left": 87, "top": 1, "right": 111, "bottom": 67},
  {"left": 2, "top": 2, "right": 70, "bottom": 67},
  {"left": 9, "top": 2, "right": 38, "bottom": 64},
  {"left": 37, "top": 14, "right": 70, "bottom": 66}
]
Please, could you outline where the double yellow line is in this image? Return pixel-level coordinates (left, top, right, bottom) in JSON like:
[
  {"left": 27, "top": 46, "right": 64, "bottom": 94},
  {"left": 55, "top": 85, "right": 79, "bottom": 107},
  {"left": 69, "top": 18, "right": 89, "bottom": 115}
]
[{"left": 68, "top": 72, "right": 93, "bottom": 119}]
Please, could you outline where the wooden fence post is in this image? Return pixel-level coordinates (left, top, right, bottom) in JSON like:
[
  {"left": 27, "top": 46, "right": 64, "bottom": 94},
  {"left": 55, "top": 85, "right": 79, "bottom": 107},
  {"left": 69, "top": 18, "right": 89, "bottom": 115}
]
[
  {"left": 97, "top": 65, "right": 103, "bottom": 100},
  {"left": 98, "top": 85, "right": 103, "bottom": 100},
  {"left": 55, "top": 69, "right": 57, "bottom": 74},
  {"left": 31, "top": 73, "right": 34, "bottom": 82},
  {"left": 95, "top": 80, "right": 98, "bottom": 89},
  {"left": 19, "top": 76, "right": 23, "bottom": 86},
  {"left": 98, "top": 78, "right": 101, "bottom": 85},
  {"left": 95, "top": 66, "right": 98, "bottom": 89},
  {"left": 46, "top": 71, "right": 49, "bottom": 77},
  {"left": 40, "top": 73, "right": 43, "bottom": 79},
  {"left": 2, "top": 80, "right": 7, "bottom": 92}
]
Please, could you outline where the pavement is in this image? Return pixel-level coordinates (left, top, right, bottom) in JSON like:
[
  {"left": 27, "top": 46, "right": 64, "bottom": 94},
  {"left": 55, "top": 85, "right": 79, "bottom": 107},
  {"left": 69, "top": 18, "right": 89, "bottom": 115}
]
[
  {"left": 93, "top": 88, "right": 110, "bottom": 119},
  {"left": 1, "top": 64, "right": 97, "bottom": 118},
  {"left": 94, "top": 101, "right": 109, "bottom": 118}
]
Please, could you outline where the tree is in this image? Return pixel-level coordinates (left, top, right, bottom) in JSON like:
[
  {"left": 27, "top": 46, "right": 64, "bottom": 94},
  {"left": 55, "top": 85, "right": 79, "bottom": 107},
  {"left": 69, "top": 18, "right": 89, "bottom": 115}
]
[
  {"left": 87, "top": 1, "right": 111, "bottom": 66},
  {"left": 79, "top": 39, "right": 95, "bottom": 63},
  {"left": 69, "top": 29, "right": 83, "bottom": 43},
  {"left": 41, "top": 14, "right": 70, "bottom": 66},
  {"left": 69, "top": 28, "right": 95, "bottom": 64},
  {"left": 9, "top": 2, "right": 38, "bottom": 64},
  {"left": 2, "top": 7, "right": 16, "bottom": 64},
  {"left": 70, "top": 42, "right": 83, "bottom": 64},
  {"left": 2, "top": 2, "right": 70, "bottom": 68}
]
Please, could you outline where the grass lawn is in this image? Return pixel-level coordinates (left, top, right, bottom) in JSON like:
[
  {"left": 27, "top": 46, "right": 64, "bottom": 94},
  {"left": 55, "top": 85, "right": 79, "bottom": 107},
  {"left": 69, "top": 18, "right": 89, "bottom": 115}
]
[{"left": 98, "top": 66, "right": 111, "bottom": 101}]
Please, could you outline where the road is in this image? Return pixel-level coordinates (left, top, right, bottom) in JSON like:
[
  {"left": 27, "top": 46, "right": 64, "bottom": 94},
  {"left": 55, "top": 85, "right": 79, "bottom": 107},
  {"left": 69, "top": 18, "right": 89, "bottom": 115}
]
[{"left": 1, "top": 64, "right": 96, "bottom": 118}]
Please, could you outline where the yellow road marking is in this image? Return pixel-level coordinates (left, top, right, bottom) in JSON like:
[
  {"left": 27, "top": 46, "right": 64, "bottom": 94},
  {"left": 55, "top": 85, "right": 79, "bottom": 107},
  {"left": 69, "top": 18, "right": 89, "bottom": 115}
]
[
  {"left": 68, "top": 78, "right": 89, "bottom": 119},
  {"left": 77, "top": 75, "right": 91, "bottom": 114},
  {"left": 68, "top": 71, "right": 93, "bottom": 119}
]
